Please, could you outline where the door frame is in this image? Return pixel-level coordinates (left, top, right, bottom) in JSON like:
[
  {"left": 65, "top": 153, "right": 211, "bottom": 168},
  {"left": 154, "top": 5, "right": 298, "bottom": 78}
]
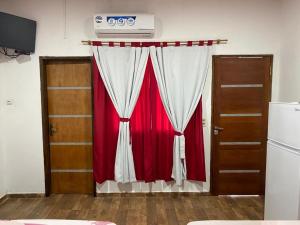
[
  {"left": 39, "top": 56, "right": 96, "bottom": 196},
  {"left": 210, "top": 54, "right": 273, "bottom": 195}
]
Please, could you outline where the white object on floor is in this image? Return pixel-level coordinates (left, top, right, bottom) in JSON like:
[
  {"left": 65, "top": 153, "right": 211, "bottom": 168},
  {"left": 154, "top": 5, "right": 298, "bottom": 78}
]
[{"left": 264, "top": 102, "right": 300, "bottom": 220}]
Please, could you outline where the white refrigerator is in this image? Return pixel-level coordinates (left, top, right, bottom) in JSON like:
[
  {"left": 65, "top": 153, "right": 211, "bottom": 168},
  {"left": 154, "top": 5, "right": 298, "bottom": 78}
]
[{"left": 264, "top": 102, "right": 300, "bottom": 220}]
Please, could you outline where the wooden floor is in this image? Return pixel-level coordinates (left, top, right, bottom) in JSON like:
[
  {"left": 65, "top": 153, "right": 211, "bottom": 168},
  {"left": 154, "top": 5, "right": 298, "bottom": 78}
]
[{"left": 0, "top": 194, "right": 264, "bottom": 225}]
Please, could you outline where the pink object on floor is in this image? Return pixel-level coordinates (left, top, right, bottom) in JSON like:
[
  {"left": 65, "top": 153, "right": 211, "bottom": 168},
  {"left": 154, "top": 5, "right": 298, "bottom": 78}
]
[{"left": 0, "top": 221, "right": 27, "bottom": 225}]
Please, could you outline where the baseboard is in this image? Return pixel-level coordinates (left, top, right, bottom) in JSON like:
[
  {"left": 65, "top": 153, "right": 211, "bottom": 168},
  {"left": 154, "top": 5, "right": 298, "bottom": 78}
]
[
  {"left": 96, "top": 192, "right": 212, "bottom": 197},
  {"left": 0, "top": 194, "right": 8, "bottom": 205},
  {"left": 7, "top": 193, "right": 45, "bottom": 198},
  {"left": 1, "top": 192, "right": 211, "bottom": 199},
  {"left": 0, "top": 193, "right": 45, "bottom": 205}
]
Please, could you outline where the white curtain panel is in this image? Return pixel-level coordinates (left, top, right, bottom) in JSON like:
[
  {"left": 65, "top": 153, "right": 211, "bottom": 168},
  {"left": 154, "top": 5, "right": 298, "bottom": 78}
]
[
  {"left": 150, "top": 45, "right": 211, "bottom": 185},
  {"left": 93, "top": 46, "right": 149, "bottom": 183}
]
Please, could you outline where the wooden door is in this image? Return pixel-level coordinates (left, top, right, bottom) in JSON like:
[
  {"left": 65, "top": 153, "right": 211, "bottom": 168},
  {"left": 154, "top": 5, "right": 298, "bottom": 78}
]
[
  {"left": 211, "top": 55, "right": 272, "bottom": 195},
  {"left": 41, "top": 57, "right": 94, "bottom": 195}
]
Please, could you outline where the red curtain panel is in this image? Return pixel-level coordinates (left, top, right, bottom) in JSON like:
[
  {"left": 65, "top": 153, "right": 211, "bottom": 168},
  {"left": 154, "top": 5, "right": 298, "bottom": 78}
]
[
  {"left": 92, "top": 57, "right": 206, "bottom": 183},
  {"left": 185, "top": 97, "right": 206, "bottom": 181},
  {"left": 92, "top": 57, "right": 119, "bottom": 183}
]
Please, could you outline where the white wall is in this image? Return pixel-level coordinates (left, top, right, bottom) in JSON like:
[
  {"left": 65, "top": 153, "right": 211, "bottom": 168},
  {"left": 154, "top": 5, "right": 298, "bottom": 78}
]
[
  {"left": 0, "top": 67, "right": 7, "bottom": 198},
  {"left": 279, "top": 0, "right": 300, "bottom": 101},
  {"left": 0, "top": 0, "right": 281, "bottom": 193},
  {"left": 0, "top": 149, "right": 5, "bottom": 198}
]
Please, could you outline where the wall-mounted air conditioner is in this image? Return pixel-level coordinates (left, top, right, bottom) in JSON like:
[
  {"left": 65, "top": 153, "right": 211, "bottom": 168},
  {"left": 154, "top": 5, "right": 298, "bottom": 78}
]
[{"left": 94, "top": 14, "right": 155, "bottom": 38}]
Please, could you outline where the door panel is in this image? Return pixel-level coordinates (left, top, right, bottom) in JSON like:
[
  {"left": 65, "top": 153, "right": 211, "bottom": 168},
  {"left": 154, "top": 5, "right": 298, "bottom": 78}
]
[
  {"left": 51, "top": 172, "right": 93, "bottom": 194},
  {"left": 50, "top": 145, "right": 92, "bottom": 169},
  {"left": 44, "top": 58, "right": 94, "bottom": 195},
  {"left": 49, "top": 117, "right": 92, "bottom": 142},
  {"left": 220, "top": 88, "right": 264, "bottom": 113},
  {"left": 47, "top": 89, "right": 92, "bottom": 115},
  {"left": 218, "top": 149, "right": 263, "bottom": 169},
  {"left": 211, "top": 55, "right": 272, "bottom": 195},
  {"left": 219, "top": 58, "right": 266, "bottom": 84},
  {"left": 46, "top": 62, "right": 91, "bottom": 87},
  {"left": 219, "top": 117, "right": 263, "bottom": 141},
  {"left": 217, "top": 173, "right": 263, "bottom": 195}
]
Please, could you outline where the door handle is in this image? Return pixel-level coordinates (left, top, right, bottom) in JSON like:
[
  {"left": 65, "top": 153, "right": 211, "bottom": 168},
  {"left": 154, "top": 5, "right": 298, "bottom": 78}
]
[
  {"left": 213, "top": 126, "right": 224, "bottom": 135},
  {"left": 49, "top": 123, "right": 57, "bottom": 136},
  {"left": 214, "top": 126, "right": 224, "bottom": 131}
]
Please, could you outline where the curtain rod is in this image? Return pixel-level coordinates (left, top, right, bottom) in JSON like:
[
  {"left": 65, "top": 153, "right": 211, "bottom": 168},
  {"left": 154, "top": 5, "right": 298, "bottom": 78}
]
[{"left": 81, "top": 39, "right": 228, "bottom": 46}]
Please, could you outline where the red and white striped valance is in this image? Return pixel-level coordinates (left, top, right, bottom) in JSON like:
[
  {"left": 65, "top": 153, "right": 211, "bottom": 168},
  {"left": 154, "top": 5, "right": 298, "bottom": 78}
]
[{"left": 91, "top": 40, "right": 216, "bottom": 47}]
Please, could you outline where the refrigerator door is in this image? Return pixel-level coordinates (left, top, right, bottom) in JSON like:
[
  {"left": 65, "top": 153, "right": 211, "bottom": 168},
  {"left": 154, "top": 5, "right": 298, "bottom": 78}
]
[
  {"left": 264, "top": 141, "right": 300, "bottom": 220},
  {"left": 268, "top": 102, "right": 300, "bottom": 150}
]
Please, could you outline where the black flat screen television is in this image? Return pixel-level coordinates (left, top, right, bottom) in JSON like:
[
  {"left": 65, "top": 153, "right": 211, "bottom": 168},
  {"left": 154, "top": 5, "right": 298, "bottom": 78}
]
[{"left": 0, "top": 12, "right": 36, "bottom": 53}]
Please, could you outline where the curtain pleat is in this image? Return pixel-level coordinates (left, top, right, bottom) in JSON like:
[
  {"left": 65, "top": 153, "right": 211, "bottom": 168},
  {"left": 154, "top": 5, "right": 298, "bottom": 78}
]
[
  {"left": 93, "top": 56, "right": 206, "bottom": 184},
  {"left": 93, "top": 46, "right": 149, "bottom": 183},
  {"left": 185, "top": 99, "right": 206, "bottom": 181},
  {"left": 150, "top": 46, "right": 210, "bottom": 185},
  {"left": 92, "top": 57, "right": 119, "bottom": 183}
]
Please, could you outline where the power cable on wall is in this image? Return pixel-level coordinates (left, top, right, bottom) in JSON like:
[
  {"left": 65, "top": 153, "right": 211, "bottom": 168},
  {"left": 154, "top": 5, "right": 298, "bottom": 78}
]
[{"left": 0, "top": 47, "right": 24, "bottom": 59}]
